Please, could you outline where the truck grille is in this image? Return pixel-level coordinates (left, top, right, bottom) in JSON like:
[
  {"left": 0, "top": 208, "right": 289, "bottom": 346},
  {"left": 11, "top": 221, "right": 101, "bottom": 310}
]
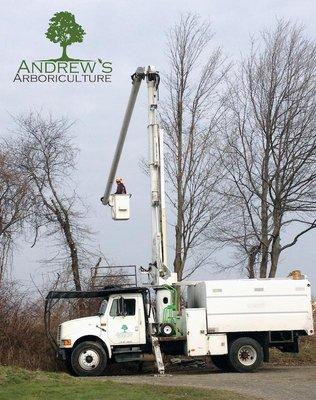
[{"left": 57, "top": 325, "right": 61, "bottom": 343}]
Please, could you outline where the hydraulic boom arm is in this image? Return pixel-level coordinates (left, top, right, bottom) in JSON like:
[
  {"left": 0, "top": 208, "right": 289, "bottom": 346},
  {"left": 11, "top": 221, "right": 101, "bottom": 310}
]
[
  {"left": 101, "top": 67, "right": 145, "bottom": 205},
  {"left": 101, "top": 66, "right": 176, "bottom": 285}
]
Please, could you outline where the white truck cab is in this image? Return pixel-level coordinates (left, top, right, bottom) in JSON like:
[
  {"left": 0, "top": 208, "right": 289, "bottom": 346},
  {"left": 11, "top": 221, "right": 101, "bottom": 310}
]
[
  {"left": 58, "top": 291, "right": 146, "bottom": 352},
  {"left": 103, "top": 292, "right": 146, "bottom": 346}
]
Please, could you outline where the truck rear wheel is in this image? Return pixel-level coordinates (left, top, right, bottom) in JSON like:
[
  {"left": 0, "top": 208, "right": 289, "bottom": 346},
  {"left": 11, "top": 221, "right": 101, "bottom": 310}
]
[
  {"left": 228, "top": 337, "right": 263, "bottom": 373},
  {"left": 71, "top": 341, "right": 107, "bottom": 377},
  {"left": 211, "top": 355, "right": 232, "bottom": 372}
]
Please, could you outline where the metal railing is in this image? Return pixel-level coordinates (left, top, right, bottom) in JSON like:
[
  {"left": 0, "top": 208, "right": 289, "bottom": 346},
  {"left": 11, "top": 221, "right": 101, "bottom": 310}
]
[{"left": 90, "top": 265, "right": 138, "bottom": 289}]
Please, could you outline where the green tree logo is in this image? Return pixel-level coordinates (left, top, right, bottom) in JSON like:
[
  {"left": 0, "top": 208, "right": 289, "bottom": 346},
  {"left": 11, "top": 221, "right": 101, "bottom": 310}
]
[{"left": 45, "top": 11, "right": 86, "bottom": 61}]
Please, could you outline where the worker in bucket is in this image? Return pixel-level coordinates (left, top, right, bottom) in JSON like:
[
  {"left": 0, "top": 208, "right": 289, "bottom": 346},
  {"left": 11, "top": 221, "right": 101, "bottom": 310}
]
[{"left": 115, "top": 177, "right": 127, "bottom": 194}]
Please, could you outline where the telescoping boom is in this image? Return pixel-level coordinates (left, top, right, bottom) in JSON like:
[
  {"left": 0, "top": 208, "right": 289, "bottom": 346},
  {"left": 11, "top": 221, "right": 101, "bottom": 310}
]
[{"left": 101, "top": 66, "right": 176, "bottom": 286}]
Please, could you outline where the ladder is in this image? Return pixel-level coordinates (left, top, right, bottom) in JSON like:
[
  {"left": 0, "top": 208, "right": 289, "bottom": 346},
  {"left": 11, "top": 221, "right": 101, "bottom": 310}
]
[{"left": 151, "top": 335, "right": 165, "bottom": 374}]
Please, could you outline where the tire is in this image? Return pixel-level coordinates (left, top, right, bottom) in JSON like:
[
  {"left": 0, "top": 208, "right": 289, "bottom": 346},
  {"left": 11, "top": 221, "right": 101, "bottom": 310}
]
[
  {"left": 211, "top": 355, "right": 233, "bottom": 372},
  {"left": 228, "top": 337, "right": 263, "bottom": 373},
  {"left": 71, "top": 341, "right": 107, "bottom": 377},
  {"left": 160, "top": 323, "right": 174, "bottom": 337}
]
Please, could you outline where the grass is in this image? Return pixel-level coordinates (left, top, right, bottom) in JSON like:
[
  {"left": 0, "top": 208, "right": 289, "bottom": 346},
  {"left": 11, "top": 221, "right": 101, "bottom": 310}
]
[{"left": 0, "top": 366, "right": 249, "bottom": 400}]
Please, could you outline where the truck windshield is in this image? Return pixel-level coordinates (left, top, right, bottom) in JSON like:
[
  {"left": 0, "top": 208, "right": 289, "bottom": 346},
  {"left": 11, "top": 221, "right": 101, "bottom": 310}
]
[{"left": 98, "top": 300, "right": 108, "bottom": 315}]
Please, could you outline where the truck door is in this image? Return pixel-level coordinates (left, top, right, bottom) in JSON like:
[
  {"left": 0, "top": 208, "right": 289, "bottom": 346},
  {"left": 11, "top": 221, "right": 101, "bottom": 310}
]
[{"left": 106, "top": 294, "right": 146, "bottom": 345}]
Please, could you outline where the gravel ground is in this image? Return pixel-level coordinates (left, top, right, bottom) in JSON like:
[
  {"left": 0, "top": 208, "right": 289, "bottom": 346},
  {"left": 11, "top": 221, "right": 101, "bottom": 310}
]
[{"left": 98, "top": 365, "right": 316, "bottom": 400}]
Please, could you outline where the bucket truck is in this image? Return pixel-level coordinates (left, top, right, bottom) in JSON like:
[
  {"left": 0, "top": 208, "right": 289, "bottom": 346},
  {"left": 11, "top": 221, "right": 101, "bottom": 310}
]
[{"left": 45, "top": 66, "right": 314, "bottom": 377}]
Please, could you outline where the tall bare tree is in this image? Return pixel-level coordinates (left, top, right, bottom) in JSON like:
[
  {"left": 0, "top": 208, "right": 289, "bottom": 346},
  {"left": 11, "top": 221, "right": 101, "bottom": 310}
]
[
  {"left": 210, "top": 193, "right": 261, "bottom": 278},
  {"left": 162, "top": 14, "right": 228, "bottom": 280},
  {"left": 0, "top": 144, "right": 31, "bottom": 283},
  {"left": 13, "top": 112, "right": 92, "bottom": 291},
  {"left": 220, "top": 21, "right": 316, "bottom": 278}
]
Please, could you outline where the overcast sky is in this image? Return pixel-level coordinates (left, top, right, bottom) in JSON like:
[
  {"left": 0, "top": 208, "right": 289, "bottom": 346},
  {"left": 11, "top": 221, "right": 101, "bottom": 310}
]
[{"left": 1, "top": 0, "right": 315, "bottom": 292}]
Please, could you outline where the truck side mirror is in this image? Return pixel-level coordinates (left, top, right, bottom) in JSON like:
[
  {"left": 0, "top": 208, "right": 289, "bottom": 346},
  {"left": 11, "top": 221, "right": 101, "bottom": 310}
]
[{"left": 117, "top": 296, "right": 125, "bottom": 317}]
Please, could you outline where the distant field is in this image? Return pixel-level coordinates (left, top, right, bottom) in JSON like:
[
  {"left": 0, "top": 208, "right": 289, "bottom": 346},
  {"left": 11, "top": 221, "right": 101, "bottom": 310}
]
[{"left": 0, "top": 366, "right": 250, "bottom": 400}]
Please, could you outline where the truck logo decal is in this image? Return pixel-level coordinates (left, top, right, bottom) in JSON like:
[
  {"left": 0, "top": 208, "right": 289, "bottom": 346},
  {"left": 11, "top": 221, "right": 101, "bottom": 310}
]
[{"left": 121, "top": 324, "right": 128, "bottom": 333}]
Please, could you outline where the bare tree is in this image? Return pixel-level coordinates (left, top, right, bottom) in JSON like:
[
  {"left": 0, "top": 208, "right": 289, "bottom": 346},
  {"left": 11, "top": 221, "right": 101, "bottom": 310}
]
[
  {"left": 162, "top": 14, "right": 228, "bottom": 280},
  {"left": 0, "top": 144, "right": 31, "bottom": 283},
  {"left": 210, "top": 193, "right": 261, "bottom": 278},
  {"left": 220, "top": 21, "right": 316, "bottom": 278},
  {"left": 13, "top": 112, "right": 93, "bottom": 291}
]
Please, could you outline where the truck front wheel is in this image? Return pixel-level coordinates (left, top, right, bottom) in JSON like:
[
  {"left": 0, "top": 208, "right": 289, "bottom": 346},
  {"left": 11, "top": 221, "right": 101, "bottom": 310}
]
[
  {"left": 228, "top": 337, "right": 263, "bottom": 373},
  {"left": 71, "top": 341, "right": 107, "bottom": 377}
]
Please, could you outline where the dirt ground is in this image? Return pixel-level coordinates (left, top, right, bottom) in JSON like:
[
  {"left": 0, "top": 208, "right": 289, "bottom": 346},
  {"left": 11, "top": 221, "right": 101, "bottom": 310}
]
[{"left": 98, "top": 365, "right": 316, "bottom": 400}]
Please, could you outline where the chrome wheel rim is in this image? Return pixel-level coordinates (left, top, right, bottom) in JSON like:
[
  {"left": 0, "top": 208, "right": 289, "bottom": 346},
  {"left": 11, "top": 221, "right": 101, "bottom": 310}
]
[
  {"left": 237, "top": 345, "right": 257, "bottom": 366},
  {"left": 78, "top": 349, "right": 100, "bottom": 371}
]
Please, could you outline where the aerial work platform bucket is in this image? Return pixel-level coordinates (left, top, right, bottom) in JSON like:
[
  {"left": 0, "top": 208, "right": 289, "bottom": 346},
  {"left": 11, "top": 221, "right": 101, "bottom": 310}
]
[{"left": 108, "top": 194, "right": 131, "bottom": 220}]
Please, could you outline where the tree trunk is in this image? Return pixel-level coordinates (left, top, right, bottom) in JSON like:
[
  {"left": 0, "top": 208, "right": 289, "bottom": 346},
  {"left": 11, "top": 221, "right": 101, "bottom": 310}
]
[
  {"left": 62, "top": 219, "right": 84, "bottom": 313},
  {"left": 260, "top": 145, "right": 270, "bottom": 278},
  {"left": 247, "top": 245, "right": 259, "bottom": 278},
  {"left": 61, "top": 45, "right": 68, "bottom": 60},
  {"left": 47, "top": 196, "right": 82, "bottom": 291},
  {"left": 174, "top": 93, "right": 184, "bottom": 280},
  {"left": 63, "top": 222, "right": 81, "bottom": 291},
  {"left": 269, "top": 234, "right": 280, "bottom": 277},
  {"left": 0, "top": 234, "right": 3, "bottom": 286},
  {"left": 269, "top": 204, "right": 282, "bottom": 278},
  {"left": 174, "top": 225, "right": 183, "bottom": 280}
]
